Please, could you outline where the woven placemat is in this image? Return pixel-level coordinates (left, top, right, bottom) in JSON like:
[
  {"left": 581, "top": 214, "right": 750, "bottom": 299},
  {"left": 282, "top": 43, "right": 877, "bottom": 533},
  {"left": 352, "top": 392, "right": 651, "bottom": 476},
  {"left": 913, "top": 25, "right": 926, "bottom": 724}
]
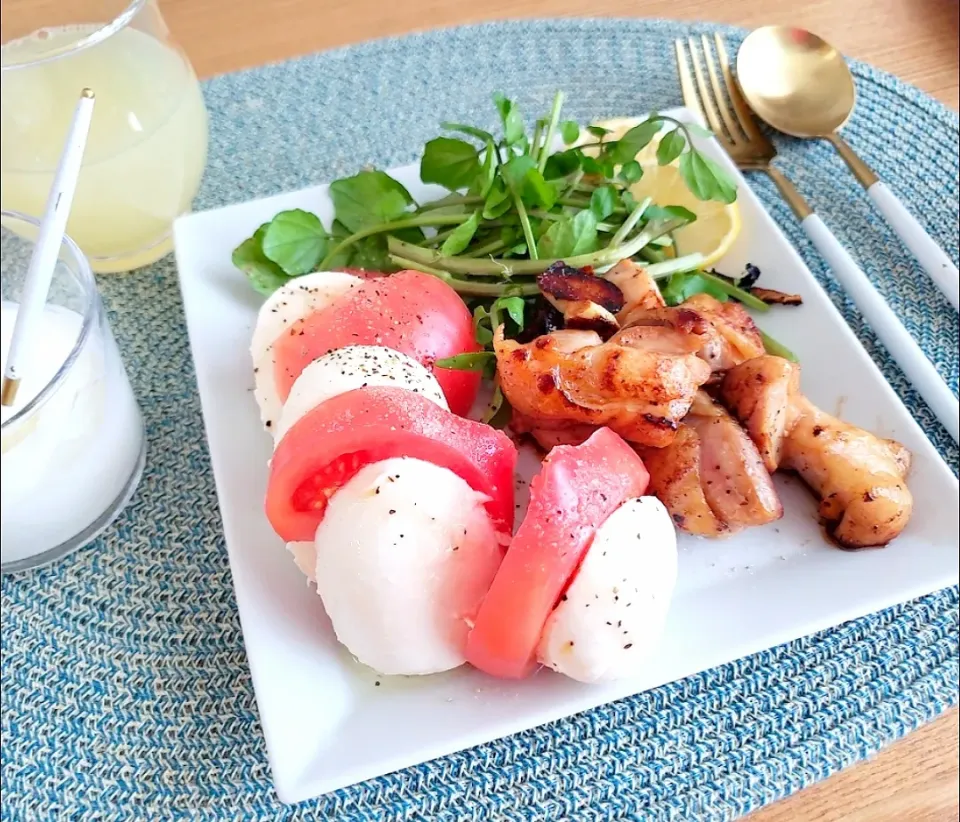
[{"left": 2, "top": 18, "right": 958, "bottom": 822}]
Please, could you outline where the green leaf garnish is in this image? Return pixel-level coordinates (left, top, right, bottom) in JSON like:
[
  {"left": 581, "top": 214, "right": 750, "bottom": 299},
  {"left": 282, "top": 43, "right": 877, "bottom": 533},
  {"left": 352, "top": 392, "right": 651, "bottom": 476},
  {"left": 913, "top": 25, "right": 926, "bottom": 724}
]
[
  {"left": 472, "top": 305, "right": 494, "bottom": 346},
  {"left": 232, "top": 225, "right": 290, "bottom": 295},
  {"left": 492, "top": 92, "right": 525, "bottom": 146},
  {"left": 644, "top": 204, "right": 697, "bottom": 224},
  {"left": 500, "top": 154, "right": 535, "bottom": 188},
  {"left": 261, "top": 209, "right": 329, "bottom": 276},
  {"left": 659, "top": 270, "right": 769, "bottom": 311},
  {"left": 482, "top": 179, "right": 512, "bottom": 219},
  {"left": 441, "top": 211, "right": 481, "bottom": 256},
  {"left": 543, "top": 148, "right": 581, "bottom": 180},
  {"left": 421, "top": 137, "right": 481, "bottom": 191},
  {"left": 540, "top": 210, "right": 599, "bottom": 258},
  {"left": 560, "top": 120, "right": 580, "bottom": 144},
  {"left": 329, "top": 170, "right": 414, "bottom": 232},
  {"left": 347, "top": 234, "right": 393, "bottom": 272},
  {"left": 590, "top": 186, "right": 618, "bottom": 220},
  {"left": 660, "top": 272, "right": 730, "bottom": 306},
  {"left": 656, "top": 130, "right": 686, "bottom": 165},
  {"left": 470, "top": 143, "right": 498, "bottom": 198},
  {"left": 610, "top": 120, "right": 661, "bottom": 164},
  {"left": 496, "top": 295, "right": 525, "bottom": 327},
  {"left": 679, "top": 151, "right": 737, "bottom": 204},
  {"left": 618, "top": 160, "right": 643, "bottom": 184},
  {"left": 502, "top": 155, "right": 556, "bottom": 209},
  {"left": 435, "top": 351, "right": 497, "bottom": 380},
  {"left": 441, "top": 122, "right": 496, "bottom": 143}
]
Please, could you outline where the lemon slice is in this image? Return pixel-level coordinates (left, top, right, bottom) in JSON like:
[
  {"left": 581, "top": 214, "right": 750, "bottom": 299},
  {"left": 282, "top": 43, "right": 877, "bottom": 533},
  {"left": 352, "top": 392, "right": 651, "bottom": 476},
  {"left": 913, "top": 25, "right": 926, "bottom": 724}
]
[
  {"left": 629, "top": 161, "right": 741, "bottom": 268},
  {"left": 583, "top": 119, "right": 741, "bottom": 268}
]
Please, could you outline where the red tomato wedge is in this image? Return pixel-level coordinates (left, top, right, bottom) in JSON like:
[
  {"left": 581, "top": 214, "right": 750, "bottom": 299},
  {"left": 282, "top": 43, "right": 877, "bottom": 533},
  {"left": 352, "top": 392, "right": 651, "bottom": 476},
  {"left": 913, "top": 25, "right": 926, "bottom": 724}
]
[
  {"left": 265, "top": 386, "right": 516, "bottom": 542},
  {"left": 466, "top": 427, "right": 650, "bottom": 679},
  {"left": 272, "top": 270, "right": 480, "bottom": 416}
]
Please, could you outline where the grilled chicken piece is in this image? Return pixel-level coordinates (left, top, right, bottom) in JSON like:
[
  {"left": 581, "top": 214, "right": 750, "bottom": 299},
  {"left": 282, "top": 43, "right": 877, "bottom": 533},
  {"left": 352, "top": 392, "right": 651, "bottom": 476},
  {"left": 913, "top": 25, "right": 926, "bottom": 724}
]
[
  {"left": 638, "top": 392, "right": 783, "bottom": 537},
  {"left": 538, "top": 262, "right": 624, "bottom": 338},
  {"left": 622, "top": 294, "right": 765, "bottom": 372},
  {"left": 719, "top": 355, "right": 795, "bottom": 472},
  {"left": 721, "top": 356, "right": 913, "bottom": 548},
  {"left": 684, "top": 294, "right": 766, "bottom": 370},
  {"left": 494, "top": 325, "right": 712, "bottom": 448},
  {"left": 603, "top": 261, "right": 765, "bottom": 371},
  {"left": 604, "top": 259, "right": 666, "bottom": 322}
]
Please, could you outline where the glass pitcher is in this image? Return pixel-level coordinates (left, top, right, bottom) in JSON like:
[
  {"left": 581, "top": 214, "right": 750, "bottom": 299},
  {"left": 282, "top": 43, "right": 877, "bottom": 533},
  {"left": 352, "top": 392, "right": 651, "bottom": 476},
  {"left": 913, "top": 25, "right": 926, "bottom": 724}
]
[{"left": 1, "top": 0, "right": 209, "bottom": 273}]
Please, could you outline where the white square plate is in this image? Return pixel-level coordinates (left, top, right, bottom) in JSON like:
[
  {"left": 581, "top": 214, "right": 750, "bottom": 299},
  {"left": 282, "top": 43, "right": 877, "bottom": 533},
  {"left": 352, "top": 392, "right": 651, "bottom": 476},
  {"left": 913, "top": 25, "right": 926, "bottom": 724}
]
[{"left": 173, "top": 107, "right": 959, "bottom": 804}]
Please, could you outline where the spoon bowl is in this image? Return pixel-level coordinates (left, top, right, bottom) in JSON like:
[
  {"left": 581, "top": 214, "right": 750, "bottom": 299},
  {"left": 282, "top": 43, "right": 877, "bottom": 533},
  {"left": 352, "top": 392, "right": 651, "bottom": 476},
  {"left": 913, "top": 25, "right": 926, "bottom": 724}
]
[
  {"left": 736, "top": 26, "right": 855, "bottom": 138},
  {"left": 736, "top": 24, "right": 959, "bottom": 312}
]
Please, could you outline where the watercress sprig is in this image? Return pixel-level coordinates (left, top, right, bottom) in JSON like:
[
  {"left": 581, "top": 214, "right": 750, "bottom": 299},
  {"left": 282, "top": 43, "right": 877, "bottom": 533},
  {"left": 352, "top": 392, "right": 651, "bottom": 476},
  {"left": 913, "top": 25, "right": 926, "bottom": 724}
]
[{"left": 231, "top": 91, "right": 738, "bottom": 297}]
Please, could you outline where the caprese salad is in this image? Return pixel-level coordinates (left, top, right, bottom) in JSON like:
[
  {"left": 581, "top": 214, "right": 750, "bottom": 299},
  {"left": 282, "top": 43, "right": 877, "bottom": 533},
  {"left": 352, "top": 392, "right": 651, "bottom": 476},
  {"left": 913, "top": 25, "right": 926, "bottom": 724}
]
[{"left": 251, "top": 268, "right": 679, "bottom": 683}]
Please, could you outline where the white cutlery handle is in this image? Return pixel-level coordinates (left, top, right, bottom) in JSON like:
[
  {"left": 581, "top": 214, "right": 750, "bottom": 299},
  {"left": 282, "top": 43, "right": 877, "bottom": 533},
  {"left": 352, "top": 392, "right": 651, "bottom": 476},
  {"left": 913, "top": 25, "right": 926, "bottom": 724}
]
[
  {"left": 801, "top": 214, "right": 959, "bottom": 442},
  {"left": 867, "top": 181, "right": 960, "bottom": 311}
]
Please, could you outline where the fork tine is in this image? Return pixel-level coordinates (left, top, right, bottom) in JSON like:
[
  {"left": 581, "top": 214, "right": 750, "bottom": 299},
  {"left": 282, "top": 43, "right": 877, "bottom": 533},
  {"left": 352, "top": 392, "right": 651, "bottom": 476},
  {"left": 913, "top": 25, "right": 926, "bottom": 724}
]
[
  {"left": 686, "top": 37, "right": 727, "bottom": 140},
  {"left": 713, "top": 33, "right": 766, "bottom": 143},
  {"left": 674, "top": 39, "right": 705, "bottom": 125},
  {"left": 700, "top": 34, "right": 745, "bottom": 144}
]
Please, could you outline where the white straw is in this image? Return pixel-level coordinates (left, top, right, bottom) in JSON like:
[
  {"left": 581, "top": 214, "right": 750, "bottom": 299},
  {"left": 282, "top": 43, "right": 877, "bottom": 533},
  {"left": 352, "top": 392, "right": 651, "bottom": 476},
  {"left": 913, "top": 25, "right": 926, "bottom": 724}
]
[{"left": 1, "top": 88, "right": 96, "bottom": 408}]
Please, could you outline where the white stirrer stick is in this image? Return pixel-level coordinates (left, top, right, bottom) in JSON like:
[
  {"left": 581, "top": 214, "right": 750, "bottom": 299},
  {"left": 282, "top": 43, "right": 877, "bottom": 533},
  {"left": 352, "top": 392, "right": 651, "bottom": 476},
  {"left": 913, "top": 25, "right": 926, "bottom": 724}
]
[{"left": 1, "top": 88, "right": 96, "bottom": 408}]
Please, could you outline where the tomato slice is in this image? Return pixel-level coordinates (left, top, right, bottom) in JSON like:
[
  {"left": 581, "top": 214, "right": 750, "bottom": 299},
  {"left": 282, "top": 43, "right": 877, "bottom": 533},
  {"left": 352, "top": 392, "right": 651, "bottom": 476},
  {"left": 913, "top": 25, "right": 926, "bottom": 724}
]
[
  {"left": 466, "top": 427, "right": 650, "bottom": 679},
  {"left": 265, "top": 386, "right": 516, "bottom": 542},
  {"left": 272, "top": 270, "right": 480, "bottom": 416}
]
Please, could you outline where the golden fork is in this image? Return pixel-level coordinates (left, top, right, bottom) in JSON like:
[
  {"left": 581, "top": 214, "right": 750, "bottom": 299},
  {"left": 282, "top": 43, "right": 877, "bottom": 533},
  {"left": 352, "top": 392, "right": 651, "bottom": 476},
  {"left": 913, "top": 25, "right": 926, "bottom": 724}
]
[
  {"left": 675, "top": 34, "right": 809, "bottom": 219},
  {"left": 674, "top": 34, "right": 959, "bottom": 443}
]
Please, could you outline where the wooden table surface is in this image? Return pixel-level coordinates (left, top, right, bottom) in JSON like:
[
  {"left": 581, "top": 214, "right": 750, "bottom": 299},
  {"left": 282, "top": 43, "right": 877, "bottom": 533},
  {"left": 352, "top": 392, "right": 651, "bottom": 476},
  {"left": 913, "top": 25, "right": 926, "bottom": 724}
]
[{"left": 4, "top": 0, "right": 958, "bottom": 818}]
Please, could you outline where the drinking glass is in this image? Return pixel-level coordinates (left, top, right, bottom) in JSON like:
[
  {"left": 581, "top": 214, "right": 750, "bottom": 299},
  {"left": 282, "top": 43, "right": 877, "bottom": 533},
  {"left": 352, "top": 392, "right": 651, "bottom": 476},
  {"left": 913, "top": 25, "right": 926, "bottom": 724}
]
[
  {"left": 1, "top": 0, "right": 209, "bottom": 273},
  {"left": 1, "top": 210, "right": 146, "bottom": 572}
]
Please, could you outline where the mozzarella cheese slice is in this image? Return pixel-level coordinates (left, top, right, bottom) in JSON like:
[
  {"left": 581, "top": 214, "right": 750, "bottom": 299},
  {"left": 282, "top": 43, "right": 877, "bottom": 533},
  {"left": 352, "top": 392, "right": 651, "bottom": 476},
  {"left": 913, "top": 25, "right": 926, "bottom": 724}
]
[
  {"left": 277, "top": 346, "right": 449, "bottom": 583},
  {"left": 285, "top": 541, "right": 317, "bottom": 582},
  {"left": 537, "top": 496, "right": 677, "bottom": 683},
  {"left": 314, "top": 457, "right": 501, "bottom": 676},
  {"left": 274, "top": 345, "right": 448, "bottom": 443},
  {"left": 250, "top": 271, "right": 361, "bottom": 430}
]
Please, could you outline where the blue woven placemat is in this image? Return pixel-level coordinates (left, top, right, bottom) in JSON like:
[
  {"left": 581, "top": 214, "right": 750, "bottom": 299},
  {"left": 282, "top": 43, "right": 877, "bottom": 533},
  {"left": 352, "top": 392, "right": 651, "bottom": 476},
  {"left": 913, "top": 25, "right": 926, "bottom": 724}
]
[{"left": 2, "top": 18, "right": 958, "bottom": 821}]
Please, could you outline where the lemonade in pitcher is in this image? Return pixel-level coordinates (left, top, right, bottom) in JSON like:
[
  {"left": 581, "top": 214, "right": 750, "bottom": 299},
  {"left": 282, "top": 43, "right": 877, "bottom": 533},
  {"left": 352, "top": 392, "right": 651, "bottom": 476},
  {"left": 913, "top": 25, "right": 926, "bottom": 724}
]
[{"left": 1, "top": 2, "right": 208, "bottom": 273}]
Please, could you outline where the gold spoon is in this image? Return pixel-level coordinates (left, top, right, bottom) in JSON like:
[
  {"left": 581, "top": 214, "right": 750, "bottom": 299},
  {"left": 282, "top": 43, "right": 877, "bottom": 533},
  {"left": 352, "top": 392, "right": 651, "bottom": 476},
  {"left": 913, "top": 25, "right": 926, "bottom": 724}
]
[{"left": 736, "top": 25, "right": 959, "bottom": 311}]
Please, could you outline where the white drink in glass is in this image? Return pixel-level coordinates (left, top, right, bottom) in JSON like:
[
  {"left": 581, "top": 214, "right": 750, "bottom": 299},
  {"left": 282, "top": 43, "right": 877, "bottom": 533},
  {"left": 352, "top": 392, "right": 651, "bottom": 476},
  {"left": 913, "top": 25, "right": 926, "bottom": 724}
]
[
  {"left": 1, "top": 209, "right": 146, "bottom": 572},
  {"left": 1, "top": 12, "right": 208, "bottom": 273},
  {"left": 1, "top": 301, "right": 144, "bottom": 566}
]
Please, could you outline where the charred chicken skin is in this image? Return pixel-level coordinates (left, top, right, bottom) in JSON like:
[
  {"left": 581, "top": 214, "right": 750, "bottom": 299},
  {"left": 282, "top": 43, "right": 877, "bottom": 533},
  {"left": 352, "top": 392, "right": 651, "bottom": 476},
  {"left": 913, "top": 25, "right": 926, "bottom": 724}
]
[
  {"left": 621, "top": 294, "right": 766, "bottom": 373},
  {"left": 721, "top": 356, "right": 913, "bottom": 548},
  {"left": 637, "top": 391, "right": 783, "bottom": 537},
  {"left": 494, "top": 326, "right": 711, "bottom": 448}
]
